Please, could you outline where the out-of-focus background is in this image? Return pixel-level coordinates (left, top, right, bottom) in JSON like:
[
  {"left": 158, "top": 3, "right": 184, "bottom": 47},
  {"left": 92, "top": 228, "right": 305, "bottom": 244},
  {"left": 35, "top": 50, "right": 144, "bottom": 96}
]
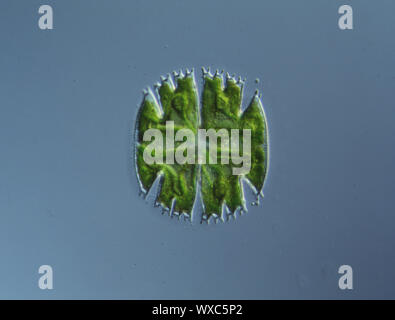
[{"left": 0, "top": 0, "right": 394, "bottom": 299}]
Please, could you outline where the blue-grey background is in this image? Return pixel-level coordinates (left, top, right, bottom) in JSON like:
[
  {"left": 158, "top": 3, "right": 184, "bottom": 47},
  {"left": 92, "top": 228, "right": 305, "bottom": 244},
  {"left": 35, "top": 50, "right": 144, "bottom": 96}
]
[{"left": 0, "top": 0, "right": 394, "bottom": 299}]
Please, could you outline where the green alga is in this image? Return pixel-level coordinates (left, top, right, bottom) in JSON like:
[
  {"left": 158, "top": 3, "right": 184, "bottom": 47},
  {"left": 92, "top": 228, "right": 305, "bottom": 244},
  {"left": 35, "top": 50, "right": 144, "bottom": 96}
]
[{"left": 135, "top": 69, "right": 268, "bottom": 221}]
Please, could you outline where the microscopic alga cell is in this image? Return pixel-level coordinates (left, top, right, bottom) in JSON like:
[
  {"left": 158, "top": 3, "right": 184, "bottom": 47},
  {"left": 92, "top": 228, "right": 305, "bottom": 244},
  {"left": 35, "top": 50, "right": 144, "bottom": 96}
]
[{"left": 135, "top": 68, "right": 268, "bottom": 223}]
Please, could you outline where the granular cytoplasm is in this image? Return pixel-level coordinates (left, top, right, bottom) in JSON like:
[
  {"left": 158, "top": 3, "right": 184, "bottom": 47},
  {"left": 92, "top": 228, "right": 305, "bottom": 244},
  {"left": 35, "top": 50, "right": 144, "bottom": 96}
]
[{"left": 134, "top": 68, "right": 268, "bottom": 224}]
